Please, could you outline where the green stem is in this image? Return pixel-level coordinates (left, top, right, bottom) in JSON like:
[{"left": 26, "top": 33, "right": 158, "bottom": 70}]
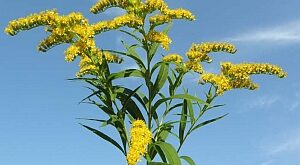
[
  {"left": 140, "top": 23, "right": 153, "bottom": 130},
  {"left": 177, "top": 89, "right": 217, "bottom": 152}
]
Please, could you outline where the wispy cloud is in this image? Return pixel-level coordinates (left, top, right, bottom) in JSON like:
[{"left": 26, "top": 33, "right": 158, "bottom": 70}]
[
  {"left": 268, "top": 131, "right": 300, "bottom": 155},
  {"left": 261, "top": 160, "right": 274, "bottom": 165},
  {"left": 227, "top": 20, "right": 300, "bottom": 43},
  {"left": 250, "top": 95, "right": 280, "bottom": 109}
]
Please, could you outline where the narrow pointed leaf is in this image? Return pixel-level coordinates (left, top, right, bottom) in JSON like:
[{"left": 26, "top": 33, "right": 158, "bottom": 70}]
[
  {"left": 149, "top": 163, "right": 171, "bottom": 165},
  {"left": 117, "top": 92, "right": 145, "bottom": 121},
  {"left": 180, "top": 156, "right": 196, "bottom": 165},
  {"left": 179, "top": 100, "right": 188, "bottom": 144},
  {"left": 187, "top": 100, "right": 195, "bottom": 124},
  {"left": 122, "top": 41, "right": 146, "bottom": 71},
  {"left": 80, "top": 124, "right": 125, "bottom": 154},
  {"left": 152, "top": 94, "right": 206, "bottom": 113},
  {"left": 155, "top": 142, "right": 181, "bottom": 165},
  {"left": 108, "top": 69, "right": 144, "bottom": 81},
  {"left": 191, "top": 114, "right": 228, "bottom": 132},
  {"left": 152, "top": 63, "right": 169, "bottom": 98}
]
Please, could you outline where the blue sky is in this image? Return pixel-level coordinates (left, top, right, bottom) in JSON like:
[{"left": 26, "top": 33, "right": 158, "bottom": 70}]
[{"left": 1, "top": 0, "right": 300, "bottom": 165}]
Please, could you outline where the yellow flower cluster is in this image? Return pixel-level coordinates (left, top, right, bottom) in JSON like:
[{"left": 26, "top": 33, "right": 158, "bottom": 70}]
[
  {"left": 201, "top": 73, "right": 231, "bottom": 95},
  {"left": 90, "top": 0, "right": 130, "bottom": 14},
  {"left": 186, "top": 42, "right": 237, "bottom": 62},
  {"left": 162, "top": 8, "right": 195, "bottom": 21},
  {"left": 90, "top": 0, "right": 194, "bottom": 27},
  {"left": 149, "top": 14, "right": 171, "bottom": 26},
  {"left": 127, "top": 120, "right": 152, "bottom": 165},
  {"left": 162, "top": 54, "right": 183, "bottom": 63},
  {"left": 221, "top": 62, "right": 287, "bottom": 79},
  {"left": 76, "top": 51, "right": 122, "bottom": 77},
  {"left": 77, "top": 55, "right": 100, "bottom": 77},
  {"left": 147, "top": 31, "right": 172, "bottom": 50},
  {"left": 6, "top": 10, "right": 90, "bottom": 52},
  {"left": 148, "top": 3, "right": 195, "bottom": 26},
  {"left": 144, "top": 0, "right": 168, "bottom": 13},
  {"left": 201, "top": 62, "right": 287, "bottom": 95},
  {"left": 184, "top": 61, "right": 204, "bottom": 74},
  {"left": 92, "top": 14, "right": 143, "bottom": 35},
  {"left": 5, "top": 10, "right": 58, "bottom": 36},
  {"left": 5, "top": 9, "right": 125, "bottom": 77},
  {"left": 90, "top": 0, "right": 146, "bottom": 15}
]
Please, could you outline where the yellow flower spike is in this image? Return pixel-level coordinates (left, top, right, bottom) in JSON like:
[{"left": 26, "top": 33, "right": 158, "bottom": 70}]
[
  {"left": 91, "top": 21, "right": 110, "bottom": 34},
  {"left": 101, "top": 51, "right": 123, "bottom": 63},
  {"left": 229, "top": 78, "right": 259, "bottom": 90},
  {"left": 5, "top": 9, "right": 58, "bottom": 36},
  {"left": 149, "top": 14, "right": 171, "bottom": 26},
  {"left": 76, "top": 53, "right": 104, "bottom": 77},
  {"left": 221, "top": 62, "right": 287, "bottom": 79},
  {"left": 198, "top": 42, "right": 237, "bottom": 54},
  {"left": 64, "top": 45, "right": 81, "bottom": 62},
  {"left": 162, "top": 54, "right": 183, "bottom": 63},
  {"left": 186, "top": 46, "right": 211, "bottom": 62},
  {"left": 90, "top": 0, "right": 130, "bottom": 14},
  {"left": 185, "top": 61, "right": 204, "bottom": 74},
  {"left": 147, "top": 31, "right": 172, "bottom": 50},
  {"left": 201, "top": 73, "right": 232, "bottom": 95},
  {"left": 92, "top": 14, "right": 143, "bottom": 35},
  {"left": 127, "top": 120, "right": 152, "bottom": 165},
  {"left": 162, "top": 8, "right": 196, "bottom": 21},
  {"left": 144, "top": 0, "right": 168, "bottom": 13},
  {"left": 109, "top": 14, "right": 143, "bottom": 29},
  {"left": 72, "top": 25, "right": 95, "bottom": 39},
  {"left": 186, "top": 42, "right": 236, "bottom": 62},
  {"left": 76, "top": 55, "right": 98, "bottom": 77}
]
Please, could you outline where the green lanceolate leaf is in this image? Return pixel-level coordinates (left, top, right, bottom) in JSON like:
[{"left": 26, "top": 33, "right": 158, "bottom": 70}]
[
  {"left": 149, "top": 162, "right": 171, "bottom": 165},
  {"left": 155, "top": 121, "right": 176, "bottom": 141},
  {"left": 119, "top": 30, "right": 143, "bottom": 43},
  {"left": 116, "top": 86, "right": 147, "bottom": 112},
  {"left": 80, "top": 124, "right": 125, "bottom": 155},
  {"left": 84, "top": 100, "right": 115, "bottom": 115},
  {"left": 187, "top": 99, "right": 195, "bottom": 124},
  {"left": 179, "top": 99, "right": 188, "bottom": 144},
  {"left": 108, "top": 69, "right": 144, "bottom": 81},
  {"left": 152, "top": 63, "right": 169, "bottom": 98},
  {"left": 168, "top": 103, "right": 184, "bottom": 114},
  {"left": 148, "top": 22, "right": 173, "bottom": 60},
  {"left": 110, "top": 117, "right": 128, "bottom": 154},
  {"left": 121, "top": 41, "right": 146, "bottom": 71},
  {"left": 172, "top": 72, "right": 184, "bottom": 94},
  {"left": 152, "top": 94, "right": 206, "bottom": 114},
  {"left": 191, "top": 113, "right": 228, "bottom": 132},
  {"left": 155, "top": 142, "right": 181, "bottom": 165},
  {"left": 180, "top": 156, "right": 196, "bottom": 165},
  {"left": 117, "top": 92, "right": 145, "bottom": 121},
  {"left": 206, "top": 104, "right": 226, "bottom": 111},
  {"left": 120, "top": 85, "right": 143, "bottom": 113}
]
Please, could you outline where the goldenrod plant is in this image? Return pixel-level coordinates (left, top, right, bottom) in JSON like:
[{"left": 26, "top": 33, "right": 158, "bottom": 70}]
[{"left": 5, "top": 0, "right": 287, "bottom": 164}]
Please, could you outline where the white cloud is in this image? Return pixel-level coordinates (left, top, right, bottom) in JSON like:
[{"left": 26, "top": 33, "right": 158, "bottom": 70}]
[
  {"left": 227, "top": 20, "right": 300, "bottom": 43},
  {"left": 249, "top": 95, "right": 280, "bottom": 109},
  {"left": 289, "top": 102, "right": 300, "bottom": 111},
  {"left": 288, "top": 92, "right": 300, "bottom": 111},
  {"left": 267, "top": 131, "right": 300, "bottom": 155},
  {"left": 261, "top": 160, "right": 274, "bottom": 165}
]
